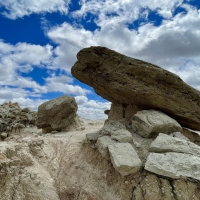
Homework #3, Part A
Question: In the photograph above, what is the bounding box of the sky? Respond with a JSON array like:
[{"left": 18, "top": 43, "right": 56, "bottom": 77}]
[{"left": 0, "top": 0, "right": 200, "bottom": 119}]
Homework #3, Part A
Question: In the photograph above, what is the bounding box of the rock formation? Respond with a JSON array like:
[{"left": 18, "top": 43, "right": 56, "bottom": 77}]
[
  {"left": 36, "top": 95, "right": 78, "bottom": 133},
  {"left": 71, "top": 46, "right": 200, "bottom": 199},
  {"left": 0, "top": 101, "right": 37, "bottom": 140},
  {"left": 71, "top": 46, "right": 200, "bottom": 131}
]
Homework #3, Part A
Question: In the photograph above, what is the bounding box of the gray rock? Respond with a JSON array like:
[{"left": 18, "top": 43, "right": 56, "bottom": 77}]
[
  {"left": 86, "top": 131, "right": 101, "bottom": 142},
  {"left": 110, "top": 129, "right": 133, "bottom": 143},
  {"left": 100, "top": 120, "right": 132, "bottom": 142},
  {"left": 95, "top": 136, "right": 116, "bottom": 160},
  {"left": 132, "top": 110, "right": 182, "bottom": 138},
  {"left": 1, "top": 132, "right": 8, "bottom": 140},
  {"left": 108, "top": 143, "right": 143, "bottom": 176},
  {"left": 149, "top": 133, "right": 200, "bottom": 157},
  {"left": 145, "top": 152, "right": 200, "bottom": 181},
  {"left": 170, "top": 132, "right": 190, "bottom": 141},
  {"left": 36, "top": 95, "right": 77, "bottom": 132},
  {"left": 71, "top": 46, "right": 200, "bottom": 131}
]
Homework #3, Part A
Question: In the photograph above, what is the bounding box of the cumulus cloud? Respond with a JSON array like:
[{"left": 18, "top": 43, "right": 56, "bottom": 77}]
[
  {"left": 0, "top": 0, "right": 71, "bottom": 19},
  {"left": 75, "top": 96, "right": 111, "bottom": 119},
  {"left": 73, "top": 0, "right": 184, "bottom": 26},
  {"left": 47, "top": 4, "right": 200, "bottom": 90}
]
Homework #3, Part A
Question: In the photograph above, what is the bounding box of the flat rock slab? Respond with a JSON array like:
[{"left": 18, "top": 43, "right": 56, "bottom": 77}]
[
  {"left": 71, "top": 46, "right": 200, "bottom": 131},
  {"left": 110, "top": 129, "right": 133, "bottom": 143},
  {"left": 95, "top": 136, "right": 116, "bottom": 160},
  {"left": 132, "top": 110, "right": 182, "bottom": 138},
  {"left": 150, "top": 133, "right": 200, "bottom": 157},
  {"left": 101, "top": 120, "right": 133, "bottom": 142},
  {"left": 108, "top": 143, "right": 142, "bottom": 176},
  {"left": 149, "top": 133, "right": 200, "bottom": 157},
  {"left": 145, "top": 152, "right": 200, "bottom": 181}
]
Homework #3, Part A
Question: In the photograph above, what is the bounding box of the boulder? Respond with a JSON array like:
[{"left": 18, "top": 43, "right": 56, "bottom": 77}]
[
  {"left": 36, "top": 95, "right": 77, "bottom": 132},
  {"left": 108, "top": 143, "right": 143, "bottom": 176},
  {"left": 149, "top": 133, "right": 200, "bottom": 157},
  {"left": 132, "top": 110, "right": 182, "bottom": 138},
  {"left": 145, "top": 152, "right": 200, "bottom": 181},
  {"left": 95, "top": 136, "right": 117, "bottom": 160},
  {"left": 71, "top": 46, "right": 200, "bottom": 131}
]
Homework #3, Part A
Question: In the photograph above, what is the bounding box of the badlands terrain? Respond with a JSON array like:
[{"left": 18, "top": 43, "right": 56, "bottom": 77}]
[{"left": 1, "top": 46, "right": 200, "bottom": 200}]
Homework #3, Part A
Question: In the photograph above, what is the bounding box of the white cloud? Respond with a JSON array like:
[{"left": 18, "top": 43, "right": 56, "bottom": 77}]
[
  {"left": 0, "top": 0, "right": 71, "bottom": 19},
  {"left": 73, "top": 0, "right": 184, "bottom": 26},
  {"left": 75, "top": 96, "right": 111, "bottom": 119},
  {"left": 47, "top": 4, "right": 200, "bottom": 90}
]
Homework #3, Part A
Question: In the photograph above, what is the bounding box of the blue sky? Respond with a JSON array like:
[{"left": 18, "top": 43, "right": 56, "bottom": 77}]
[{"left": 0, "top": 0, "right": 200, "bottom": 119}]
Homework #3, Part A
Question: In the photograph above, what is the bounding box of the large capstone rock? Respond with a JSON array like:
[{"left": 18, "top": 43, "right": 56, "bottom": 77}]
[
  {"left": 36, "top": 95, "right": 77, "bottom": 132},
  {"left": 149, "top": 133, "right": 200, "bottom": 157},
  {"left": 108, "top": 143, "right": 143, "bottom": 176},
  {"left": 132, "top": 110, "right": 182, "bottom": 138},
  {"left": 145, "top": 152, "right": 200, "bottom": 181},
  {"left": 71, "top": 46, "right": 200, "bottom": 131}
]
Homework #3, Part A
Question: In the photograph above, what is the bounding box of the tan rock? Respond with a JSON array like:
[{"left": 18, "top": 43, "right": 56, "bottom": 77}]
[
  {"left": 71, "top": 46, "right": 200, "bottom": 131},
  {"left": 36, "top": 95, "right": 77, "bottom": 132}
]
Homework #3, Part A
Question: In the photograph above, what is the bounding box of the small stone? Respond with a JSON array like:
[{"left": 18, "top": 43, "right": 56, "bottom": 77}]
[{"left": 1, "top": 132, "right": 8, "bottom": 140}]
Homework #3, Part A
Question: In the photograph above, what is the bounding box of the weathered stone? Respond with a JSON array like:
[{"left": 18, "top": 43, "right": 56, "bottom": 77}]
[
  {"left": 182, "top": 128, "right": 200, "bottom": 146},
  {"left": 100, "top": 120, "right": 132, "bottom": 142},
  {"left": 150, "top": 133, "right": 200, "bottom": 157},
  {"left": 36, "top": 95, "right": 77, "bottom": 132},
  {"left": 104, "top": 110, "right": 110, "bottom": 115},
  {"left": 145, "top": 152, "right": 200, "bottom": 181},
  {"left": 95, "top": 136, "right": 116, "bottom": 160},
  {"left": 132, "top": 110, "right": 182, "bottom": 138},
  {"left": 86, "top": 131, "right": 101, "bottom": 142},
  {"left": 0, "top": 102, "right": 37, "bottom": 134},
  {"left": 0, "top": 132, "right": 8, "bottom": 140},
  {"left": 21, "top": 107, "right": 30, "bottom": 113},
  {"left": 110, "top": 129, "right": 133, "bottom": 143},
  {"left": 71, "top": 46, "right": 200, "bottom": 131},
  {"left": 108, "top": 143, "right": 143, "bottom": 176},
  {"left": 170, "top": 131, "right": 190, "bottom": 141}
]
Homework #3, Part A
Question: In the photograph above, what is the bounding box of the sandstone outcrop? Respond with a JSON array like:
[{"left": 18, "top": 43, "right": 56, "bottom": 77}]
[
  {"left": 0, "top": 101, "right": 37, "bottom": 139},
  {"left": 36, "top": 95, "right": 78, "bottom": 133},
  {"left": 71, "top": 46, "right": 200, "bottom": 130}
]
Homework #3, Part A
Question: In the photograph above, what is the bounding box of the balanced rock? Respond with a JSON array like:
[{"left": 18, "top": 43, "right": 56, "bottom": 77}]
[
  {"left": 145, "top": 152, "right": 200, "bottom": 181},
  {"left": 149, "top": 133, "right": 200, "bottom": 157},
  {"left": 132, "top": 110, "right": 182, "bottom": 138},
  {"left": 71, "top": 46, "right": 200, "bottom": 131},
  {"left": 108, "top": 143, "right": 143, "bottom": 176},
  {"left": 36, "top": 95, "right": 77, "bottom": 133}
]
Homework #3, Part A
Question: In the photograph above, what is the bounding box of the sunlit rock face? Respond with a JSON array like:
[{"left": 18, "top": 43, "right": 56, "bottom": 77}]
[{"left": 71, "top": 46, "right": 200, "bottom": 131}]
